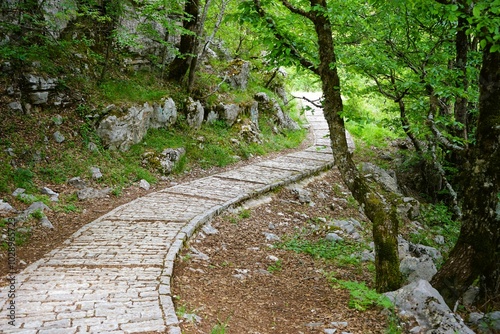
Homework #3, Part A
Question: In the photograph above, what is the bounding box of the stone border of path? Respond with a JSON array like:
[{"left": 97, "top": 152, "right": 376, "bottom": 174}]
[{"left": 0, "top": 94, "right": 332, "bottom": 334}]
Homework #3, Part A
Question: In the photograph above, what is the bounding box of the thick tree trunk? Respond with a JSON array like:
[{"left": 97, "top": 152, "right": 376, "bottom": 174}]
[
  {"left": 310, "top": 0, "right": 402, "bottom": 292},
  {"left": 168, "top": 0, "right": 200, "bottom": 81},
  {"left": 431, "top": 46, "right": 500, "bottom": 308},
  {"left": 453, "top": 14, "right": 469, "bottom": 142}
]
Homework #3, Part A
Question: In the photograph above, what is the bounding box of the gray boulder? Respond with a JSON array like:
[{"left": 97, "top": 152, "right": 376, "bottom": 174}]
[
  {"left": 326, "top": 233, "right": 344, "bottom": 242},
  {"left": 141, "top": 148, "right": 185, "bottom": 175},
  {"left": 400, "top": 256, "right": 437, "bottom": 282},
  {"left": 139, "top": 179, "right": 150, "bottom": 190},
  {"left": 8, "top": 101, "right": 23, "bottom": 112},
  {"left": 40, "top": 216, "right": 54, "bottom": 229},
  {"left": 185, "top": 98, "right": 204, "bottom": 129},
  {"left": 255, "top": 92, "right": 300, "bottom": 131},
  {"left": 205, "top": 109, "right": 218, "bottom": 124},
  {"left": 41, "top": 186, "right": 59, "bottom": 202},
  {"left": 0, "top": 200, "right": 16, "bottom": 214},
  {"left": 150, "top": 98, "right": 177, "bottom": 128},
  {"left": 67, "top": 177, "right": 87, "bottom": 189},
  {"left": 227, "top": 59, "right": 251, "bottom": 89},
  {"left": 53, "top": 131, "right": 65, "bottom": 143},
  {"left": 77, "top": 187, "right": 112, "bottom": 200},
  {"left": 249, "top": 101, "right": 259, "bottom": 129},
  {"left": 30, "top": 91, "right": 49, "bottom": 105},
  {"left": 271, "top": 99, "right": 300, "bottom": 131},
  {"left": 97, "top": 103, "right": 153, "bottom": 151},
  {"left": 217, "top": 103, "right": 240, "bottom": 126},
  {"left": 385, "top": 280, "right": 474, "bottom": 334},
  {"left": 90, "top": 167, "right": 103, "bottom": 179},
  {"left": 362, "top": 162, "right": 402, "bottom": 195},
  {"left": 409, "top": 243, "right": 442, "bottom": 261}
]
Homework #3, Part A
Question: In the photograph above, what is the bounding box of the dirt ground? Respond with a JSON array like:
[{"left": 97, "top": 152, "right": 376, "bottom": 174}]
[
  {"left": 0, "top": 130, "right": 392, "bottom": 333},
  {"left": 172, "top": 169, "right": 392, "bottom": 334},
  {"left": 0, "top": 133, "right": 314, "bottom": 284}
]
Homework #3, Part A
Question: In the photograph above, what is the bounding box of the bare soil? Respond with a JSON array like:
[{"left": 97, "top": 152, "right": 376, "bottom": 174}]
[
  {"left": 0, "top": 131, "right": 314, "bottom": 284},
  {"left": 172, "top": 169, "right": 391, "bottom": 334}
]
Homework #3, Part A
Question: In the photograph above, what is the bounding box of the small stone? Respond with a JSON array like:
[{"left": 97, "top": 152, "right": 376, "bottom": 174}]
[
  {"left": 189, "top": 247, "right": 210, "bottom": 261},
  {"left": 53, "top": 131, "right": 65, "bottom": 143},
  {"left": 17, "top": 227, "right": 30, "bottom": 234},
  {"left": 202, "top": 224, "right": 218, "bottom": 235},
  {"left": 139, "top": 179, "right": 150, "bottom": 190},
  {"left": 434, "top": 235, "right": 445, "bottom": 245},
  {"left": 5, "top": 148, "right": 15, "bottom": 157},
  {"left": 0, "top": 200, "right": 16, "bottom": 214},
  {"left": 263, "top": 232, "right": 280, "bottom": 242},
  {"left": 268, "top": 223, "right": 276, "bottom": 230},
  {"left": 40, "top": 216, "right": 54, "bottom": 229},
  {"left": 68, "top": 177, "right": 86, "bottom": 189},
  {"left": 41, "top": 187, "right": 57, "bottom": 196},
  {"left": 53, "top": 114, "right": 63, "bottom": 125},
  {"left": 463, "top": 286, "right": 479, "bottom": 306},
  {"left": 361, "top": 250, "right": 375, "bottom": 262},
  {"left": 76, "top": 187, "right": 112, "bottom": 200},
  {"left": 8, "top": 101, "right": 23, "bottom": 112},
  {"left": 324, "top": 329, "right": 337, "bottom": 334},
  {"left": 19, "top": 193, "right": 37, "bottom": 202},
  {"left": 485, "top": 311, "right": 500, "bottom": 331},
  {"left": 87, "top": 142, "right": 99, "bottom": 152},
  {"left": 12, "top": 188, "right": 26, "bottom": 197},
  {"left": 325, "top": 233, "right": 344, "bottom": 242},
  {"left": 26, "top": 202, "right": 52, "bottom": 214},
  {"left": 30, "top": 91, "right": 49, "bottom": 105},
  {"left": 183, "top": 313, "right": 202, "bottom": 324},
  {"left": 468, "top": 312, "right": 484, "bottom": 324},
  {"left": 267, "top": 255, "right": 279, "bottom": 262},
  {"left": 330, "top": 322, "right": 348, "bottom": 328},
  {"left": 90, "top": 167, "right": 102, "bottom": 179}
]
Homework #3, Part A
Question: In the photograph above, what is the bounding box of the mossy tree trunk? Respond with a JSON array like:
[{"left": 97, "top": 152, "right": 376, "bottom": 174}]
[
  {"left": 274, "top": 0, "right": 403, "bottom": 292},
  {"left": 431, "top": 44, "right": 500, "bottom": 308}
]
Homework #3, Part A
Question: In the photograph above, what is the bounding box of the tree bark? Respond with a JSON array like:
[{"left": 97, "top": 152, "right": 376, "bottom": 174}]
[
  {"left": 252, "top": 0, "right": 403, "bottom": 292},
  {"left": 168, "top": 0, "right": 200, "bottom": 81},
  {"left": 453, "top": 14, "right": 469, "bottom": 143},
  {"left": 307, "top": 0, "right": 402, "bottom": 292},
  {"left": 431, "top": 45, "right": 500, "bottom": 308}
]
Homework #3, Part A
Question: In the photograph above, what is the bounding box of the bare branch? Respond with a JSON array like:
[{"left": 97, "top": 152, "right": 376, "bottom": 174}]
[
  {"left": 427, "top": 112, "right": 465, "bottom": 151},
  {"left": 290, "top": 94, "right": 323, "bottom": 108},
  {"left": 430, "top": 145, "right": 462, "bottom": 218}
]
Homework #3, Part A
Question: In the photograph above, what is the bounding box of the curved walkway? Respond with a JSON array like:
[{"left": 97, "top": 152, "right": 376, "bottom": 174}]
[{"left": 0, "top": 95, "right": 332, "bottom": 334}]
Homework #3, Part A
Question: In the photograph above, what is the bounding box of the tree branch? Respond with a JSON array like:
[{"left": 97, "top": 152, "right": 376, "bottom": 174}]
[
  {"left": 290, "top": 94, "right": 323, "bottom": 108},
  {"left": 430, "top": 144, "right": 463, "bottom": 218},
  {"left": 253, "top": 0, "right": 319, "bottom": 75},
  {"left": 281, "top": 0, "right": 314, "bottom": 20},
  {"left": 427, "top": 111, "right": 465, "bottom": 151}
]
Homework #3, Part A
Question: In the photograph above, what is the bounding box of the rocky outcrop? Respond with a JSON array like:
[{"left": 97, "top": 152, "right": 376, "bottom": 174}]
[
  {"left": 216, "top": 103, "right": 240, "bottom": 126},
  {"left": 150, "top": 98, "right": 177, "bottom": 129},
  {"left": 362, "top": 162, "right": 402, "bottom": 195},
  {"left": 24, "top": 73, "right": 58, "bottom": 105},
  {"left": 254, "top": 92, "right": 300, "bottom": 131},
  {"left": 97, "top": 103, "right": 153, "bottom": 151},
  {"left": 227, "top": 59, "right": 251, "bottom": 90},
  {"left": 141, "top": 147, "right": 186, "bottom": 175},
  {"left": 97, "top": 99, "right": 178, "bottom": 151},
  {"left": 385, "top": 280, "right": 474, "bottom": 334},
  {"left": 185, "top": 98, "right": 204, "bottom": 129}
]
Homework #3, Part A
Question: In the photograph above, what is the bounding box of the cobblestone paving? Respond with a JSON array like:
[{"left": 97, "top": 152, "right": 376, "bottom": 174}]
[{"left": 0, "top": 101, "right": 332, "bottom": 333}]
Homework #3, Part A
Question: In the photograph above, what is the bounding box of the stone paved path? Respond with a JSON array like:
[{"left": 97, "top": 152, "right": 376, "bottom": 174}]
[{"left": 0, "top": 94, "right": 332, "bottom": 333}]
